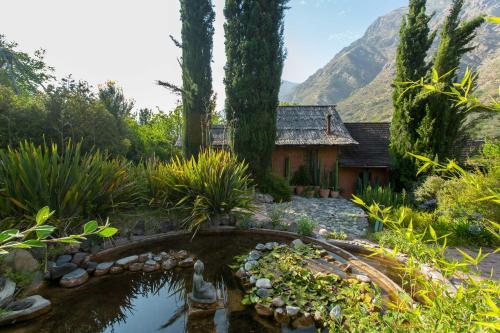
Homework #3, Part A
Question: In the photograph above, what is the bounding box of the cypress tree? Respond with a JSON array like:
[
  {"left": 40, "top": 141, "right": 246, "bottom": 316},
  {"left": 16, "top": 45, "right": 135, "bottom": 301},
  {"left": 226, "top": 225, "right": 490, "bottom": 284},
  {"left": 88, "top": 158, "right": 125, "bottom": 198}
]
[
  {"left": 390, "top": 0, "right": 435, "bottom": 187},
  {"left": 414, "top": 0, "right": 484, "bottom": 160},
  {"left": 224, "top": 0, "right": 289, "bottom": 182},
  {"left": 179, "top": 0, "right": 215, "bottom": 158}
]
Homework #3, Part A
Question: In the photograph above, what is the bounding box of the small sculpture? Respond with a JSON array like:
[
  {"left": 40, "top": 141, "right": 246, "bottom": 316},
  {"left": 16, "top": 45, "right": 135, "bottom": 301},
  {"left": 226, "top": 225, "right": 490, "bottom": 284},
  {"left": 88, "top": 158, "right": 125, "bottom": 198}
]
[{"left": 190, "top": 260, "right": 217, "bottom": 304}]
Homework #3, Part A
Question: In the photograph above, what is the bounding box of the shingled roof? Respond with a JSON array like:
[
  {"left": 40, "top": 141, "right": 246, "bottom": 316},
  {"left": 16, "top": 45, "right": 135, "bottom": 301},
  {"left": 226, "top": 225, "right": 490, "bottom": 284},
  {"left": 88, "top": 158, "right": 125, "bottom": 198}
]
[
  {"left": 210, "top": 105, "right": 357, "bottom": 147},
  {"left": 340, "top": 123, "right": 391, "bottom": 168}
]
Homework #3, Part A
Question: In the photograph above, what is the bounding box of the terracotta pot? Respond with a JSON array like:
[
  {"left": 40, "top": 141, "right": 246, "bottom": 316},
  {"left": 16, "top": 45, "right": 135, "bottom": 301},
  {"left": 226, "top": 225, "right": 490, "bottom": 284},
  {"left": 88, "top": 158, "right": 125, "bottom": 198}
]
[
  {"left": 330, "top": 191, "right": 340, "bottom": 198},
  {"left": 319, "top": 189, "right": 330, "bottom": 198},
  {"left": 295, "top": 186, "right": 305, "bottom": 195}
]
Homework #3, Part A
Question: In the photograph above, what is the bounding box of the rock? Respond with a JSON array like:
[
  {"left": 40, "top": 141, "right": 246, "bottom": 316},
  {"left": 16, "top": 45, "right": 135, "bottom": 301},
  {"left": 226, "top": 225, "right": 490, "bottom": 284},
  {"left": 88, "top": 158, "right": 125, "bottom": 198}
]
[
  {"left": 291, "top": 239, "right": 305, "bottom": 249},
  {"left": 138, "top": 253, "right": 152, "bottom": 263},
  {"left": 60, "top": 268, "right": 89, "bottom": 288},
  {"left": 274, "top": 307, "right": 289, "bottom": 324},
  {"left": 247, "top": 250, "right": 261, "bottom": 261},
  {"left": 162, "top": 259, "right": 177, "bottom": 270},
  {"left": 55, "top": 254, "right": 73, "bottom": 266},
  {"left": 286, "top": 305, "right": 300, "bottom": 317},
  {"left": 178, "top": 257, "right": 195, "bottom": 268},
  {"left": 244, "top": 260, "right": 258, "bottom": 271},
  {"left": 292, "top": 312, "right": 314, "bottom": 328},
  {"left": 94, "top": 262, "right": 114, "bottom": 276},
  {"left": 64, "top": 244, "right": 81, "bottom": 254},
  {"left": 128, "top": 262, "right": 144, "bottom": 272},
  {"left": 153, "top": 256, "right": 162, "bottom": 262},
  {"left": 143, "top": 260, "right": 159, "bottom": 272},
  {"left": 85, "top": 262, "right": 98, "bottom": 274},
  {"left": 173, "top": 250, "right": 189, "bottom": 260},
  {"left": 314, "top": 310, "right": 324, "bottom": 326},
  {"left": 255, "top": 303, "right": 273, "bottom": 317},
  {"left": 249, "top": 276, "right": 257, "bottom": 285},
  {"left": 71, "top": 252, "right": 87, "bottom": 266},
  {"left": 0, "top": 295, "right": 51, "bottom": 326},
  {"left": 264, "top": 242, "right": 277, "bottom": 251},
  {"left": 3, "top": 249, "right": 40, "bottom": 274},
  {"left": 271, "top": 297, "right": 285, "bottom": 308},
  {"left": 0, "top": 278, "right": 16, "bottom": 307},
  {"left": 116, "top": 255, "right": 139, "bottom": 268},
  {"left": 318, "top": 228, "right": 329, "bottom": 237},
  {"left": 132, "top": 220, "right": 145, "bottom": 236},
  {"left": 256, "top": 288, "right": 271, "bottom": 298},
  {"left": 355, "top": 274, "right": 371, "bottom": 283},
  {"left": 110, "top": 266, "right": 124, "bottom": 274},
  {"left": 255, "top": 193, "right": 274, "bottom": 204},
  {"left": 48, "top": 263, "right": 78, "bottom": 280},
  {"left": 160, "top": 252, "right": 169, "bottom": 259},
  {"left": 329, "top": 305, "right": 341, "bottom": 320},
  {"left": 287, "top": 221, "right": 298, "bottom": 233},
  {"left": 235, "top": 268, "right": 246, "bottom": 278},
  {"left": 255, "top": 243, "right": 266, "bottom": 251},
  {"left": 255, "top": 278, "right": 272, "bottom": 289}
]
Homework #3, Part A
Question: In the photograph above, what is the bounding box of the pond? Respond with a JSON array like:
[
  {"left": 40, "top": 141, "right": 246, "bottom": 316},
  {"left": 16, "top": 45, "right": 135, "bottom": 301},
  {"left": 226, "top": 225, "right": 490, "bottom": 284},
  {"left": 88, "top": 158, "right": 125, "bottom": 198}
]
[{"left": 4, "top": 233, "right": 403, "bottom": 333}]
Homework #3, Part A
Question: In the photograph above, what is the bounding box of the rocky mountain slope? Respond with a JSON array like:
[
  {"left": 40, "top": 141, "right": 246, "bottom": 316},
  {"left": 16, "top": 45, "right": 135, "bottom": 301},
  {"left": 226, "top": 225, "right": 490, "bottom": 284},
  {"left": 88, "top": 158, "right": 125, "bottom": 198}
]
[{"left": 282, "top": 0, "right": 499, "bottom": 136}]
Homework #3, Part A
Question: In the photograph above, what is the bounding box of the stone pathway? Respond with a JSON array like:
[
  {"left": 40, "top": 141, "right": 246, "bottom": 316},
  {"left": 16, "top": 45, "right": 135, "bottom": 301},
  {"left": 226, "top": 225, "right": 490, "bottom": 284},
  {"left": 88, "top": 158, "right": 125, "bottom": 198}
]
[{"left": 264, "top": 196, "right": 369, "bottom": 236}]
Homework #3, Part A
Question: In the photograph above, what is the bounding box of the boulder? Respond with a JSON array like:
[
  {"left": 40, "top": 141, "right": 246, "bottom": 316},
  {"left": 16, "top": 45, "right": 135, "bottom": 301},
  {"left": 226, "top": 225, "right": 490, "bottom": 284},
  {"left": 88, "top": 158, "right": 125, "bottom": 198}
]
[
  {"left": 255, "top": 303, "right": 273, "bottom": 317},
  {"left": 71, "top": 252, "right": 87, "bottom": 266},
  {"left": 55, "top": 254, "right": 72, "bottom": 266},
  {"left": 64, "top": 244, "right": 80, "bottom": 254},
  {"left": 291, "top": 239, "right": 305, "bottom": 250},
  {"left": 256, "top": 288, "right": 270, "bottom": 298},
  {"left": 255, "top": 243, "right": 266, "bottom": 251},
  {"left": 286, "top": 305, "right": 300, "bottom": 317},
  {"left": 249, "top": 276, "right": 257, "bottom": 285},
  {"left": 178, "top": 257, "right": 195, "bottom": 268},
  {"left": 84, "top": 262, "right": 98, "bottom": 274},
  {"left": 255, "top": 278, "right": 272, "bottom": 289},
  {"left": 318, "top": 228, "right": 329, "bottom": 237},
  {"left": 247, "top": 250, "right": 261, "bottom": 261},
  {"left": 160, "top": 252, "right": 169, "bottom": 260},
  {"left": 153, "top": 256, "right": 162, "bottom": 262},
  {"left": 116, "top": 255, "right": 139, "bottom": 268},
  {"left": 3, "top": 249, "right": 39, "bottom": 274},
  {"left": 60, "top": 268, "right": 89, "bottom": 288},
  {"left": 110, "top": 266, "right": 124, "bottom": 274},
  {"left": 355, "top": 274, "right": 371, "bottom": 283},
  {"left": 0, "top": 295, "right": 51, "bottom": 326},
  {"left": 138, "top": 253, "right": 152, "bottom": 263},
  {"left": 48, "top": 263, "right": 78, "bottom": 280},
  {"left": 162, "top": 259, "right": 177, "bottom": 270},
  {"left": 128, "top": 262, "right": 144, "bottom": 272},
  {"left": 94, "top": 262, "right": 114, "bottom": 276},
  {"left": 271, "top": 297, "right": 284, "bottom": 308},
  {"left": 0, "top": 278, "right": 16, "bottom": 307},
  {"left": 143, "top": 260, "right": 159, "bottom": 272},
  {"left": 172, "top": 250, "right": 189, "bottom": 260},
  {"left": 264, "top": 242, "right": 277, "bottom": 251},
  {"left": 244, "top": 260, "right": 258, "bottom": 271}
]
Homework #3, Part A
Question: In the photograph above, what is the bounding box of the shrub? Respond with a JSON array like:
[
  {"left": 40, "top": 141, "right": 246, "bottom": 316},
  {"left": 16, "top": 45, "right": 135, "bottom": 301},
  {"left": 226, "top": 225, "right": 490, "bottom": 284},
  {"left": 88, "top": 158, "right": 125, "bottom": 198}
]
[
  {"left": 267, "top": 206, "right": 289, "bottom": 230},
  {"left": 413, "top": 175, "right": 446, "bottom": 206},
  {"left": 452, "top": 218, "right": 496, "bottom": 247},
  {"left": 258, "top": 173, "right": 292, "bottom": 203},
  {"left": 326, "top": 230, "right": 347, "bottom": 240},
  {"left": 290, "top": 165, "right": 311, "bottom": 186},
  {"left": 0, "top": 141, "right": 140, "bottom": 224},
  {"left": 358, "top": 185, "right": 405, "bottom": 208},
  {"left": 297, "top": 216, "right": 316, "bottom": 236},
  {"left": 146, "top": 149, "right": 254, "bottom": 232}
]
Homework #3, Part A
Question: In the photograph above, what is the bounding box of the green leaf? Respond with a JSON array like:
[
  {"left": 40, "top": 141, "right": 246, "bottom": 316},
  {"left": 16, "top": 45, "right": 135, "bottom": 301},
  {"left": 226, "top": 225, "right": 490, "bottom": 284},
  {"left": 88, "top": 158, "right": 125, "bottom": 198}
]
[
  {"left": 98, "top": 227, "right": 118, "bottom": 238},
  {"left": 23, "top": 240, "right": 46, "bottom": 248},
  {"left": 83, "top": 220, "right": 98, "bottom": 234},
  {"left": 34, "top": 225, "right": 56, "bottom": 239},
  {"left": 35, "top": 206, "right": 54, "bottom": 226},
  {"left": 428, "top": 225, "right": 437, "bottom": 242},
  {"left": 486, "top": 16, "right": 500, "bottom": 24},
  {"left": 0, "top": 229, "right": 21, "bottom": 242}
]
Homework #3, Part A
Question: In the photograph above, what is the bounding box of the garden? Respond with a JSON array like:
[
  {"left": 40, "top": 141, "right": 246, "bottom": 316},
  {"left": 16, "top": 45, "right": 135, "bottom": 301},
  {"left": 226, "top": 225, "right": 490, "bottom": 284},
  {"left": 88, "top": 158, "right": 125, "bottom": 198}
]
[{"left": 1, "top": 0, "right": 499, "bottom": 332}]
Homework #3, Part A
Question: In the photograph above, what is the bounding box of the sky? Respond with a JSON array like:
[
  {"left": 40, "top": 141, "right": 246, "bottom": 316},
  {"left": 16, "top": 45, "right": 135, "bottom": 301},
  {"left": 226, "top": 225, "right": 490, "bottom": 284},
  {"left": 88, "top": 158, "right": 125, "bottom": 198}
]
[{"left": 0, "top": 0, "right": 407, "bottom": 112}]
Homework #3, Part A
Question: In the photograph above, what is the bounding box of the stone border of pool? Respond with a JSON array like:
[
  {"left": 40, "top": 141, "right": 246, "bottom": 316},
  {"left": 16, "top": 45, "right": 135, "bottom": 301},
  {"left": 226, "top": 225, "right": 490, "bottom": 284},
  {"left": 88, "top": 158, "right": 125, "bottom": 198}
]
[{"left": 91, "top": 227, "right": 407, "bottom": 303}]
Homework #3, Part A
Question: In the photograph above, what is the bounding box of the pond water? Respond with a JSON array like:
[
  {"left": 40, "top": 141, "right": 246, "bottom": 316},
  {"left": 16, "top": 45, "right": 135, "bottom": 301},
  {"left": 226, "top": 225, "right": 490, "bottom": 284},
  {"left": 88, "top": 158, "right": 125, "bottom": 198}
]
[{"left": 4, "top": 234, "right": 403, "bottom": 333}]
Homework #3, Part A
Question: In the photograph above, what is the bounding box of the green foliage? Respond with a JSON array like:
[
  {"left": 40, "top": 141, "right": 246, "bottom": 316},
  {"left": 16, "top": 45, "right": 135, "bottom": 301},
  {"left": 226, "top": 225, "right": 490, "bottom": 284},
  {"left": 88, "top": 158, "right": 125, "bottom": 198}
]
[
  {"left": 326, "top": 230, "right": 347, "bottom": 240},
  {"left": 358, "top": 185, "right": 405, "bottom": 208},
  {"left": 413, "top": 175, "right": 446, "bottom": 205},
  {"left": 290, "top": 165, "right": 311, "bottom": 186},
  {"left": 296, "top": 216, "right": 316, "bottom": 236},
  {"left": 224, "top": 0, "right": 288, "bottom": 181},
  {"left": 257, "top": 173, "right": 291, "bottom": 203},
  {"left": 0, "top": 206, "right": 117, "bottom": 255},
  {"left": 266, "top": 206, "right": 288, "bottom": 231},
  {"left": 0, "top": 141, "right": 140, "bottom": 222},
  {"left": 2, "top": 267, "right": 35, "bottom": 288},
  {"left": 144, "top": 149, "right": 254, "bottom": 233}
]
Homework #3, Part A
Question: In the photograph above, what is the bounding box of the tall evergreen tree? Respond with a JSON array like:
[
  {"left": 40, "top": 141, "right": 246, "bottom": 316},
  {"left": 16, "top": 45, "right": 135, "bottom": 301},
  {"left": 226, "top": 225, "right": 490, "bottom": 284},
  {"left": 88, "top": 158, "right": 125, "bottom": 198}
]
[
  {"left": 414, "top": 0, "right": 484, "bottom": 160},
  {"left": 390, "top": 0, "right": 435, "bottom": 187},
  {"left": 224, "top": 0, "right": 288, "bottom": 181},
  {"left": 173, "top": 0, "right": 215, "bottom": 159}
]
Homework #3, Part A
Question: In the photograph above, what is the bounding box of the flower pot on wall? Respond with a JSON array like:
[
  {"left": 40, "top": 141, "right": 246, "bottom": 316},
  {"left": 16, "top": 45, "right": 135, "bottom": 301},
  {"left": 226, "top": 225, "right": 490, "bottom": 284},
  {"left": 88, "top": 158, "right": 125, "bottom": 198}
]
[{"left": 319, "top": 189, "right": 330, "bottom": 198}]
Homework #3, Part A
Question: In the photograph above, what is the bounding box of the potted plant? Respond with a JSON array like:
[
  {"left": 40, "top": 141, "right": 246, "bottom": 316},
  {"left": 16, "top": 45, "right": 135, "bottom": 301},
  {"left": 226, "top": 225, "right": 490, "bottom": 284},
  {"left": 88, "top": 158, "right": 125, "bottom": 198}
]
[
  {"left": 331, "top": 187, "right": 340, "bottom": 198},
  {"left": 304, "top": 186, "right": 316, "bottom": 198},
  {"left": 319, "top": 170, "right": 330, "bottom": 198},
  {"left": 291, "top": 165, "right": 310, "bottom": 195}
]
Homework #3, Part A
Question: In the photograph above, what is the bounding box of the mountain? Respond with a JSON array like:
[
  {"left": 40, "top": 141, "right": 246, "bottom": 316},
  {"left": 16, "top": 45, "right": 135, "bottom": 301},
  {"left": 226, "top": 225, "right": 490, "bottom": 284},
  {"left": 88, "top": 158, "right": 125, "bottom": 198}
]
[
  {"left": 279, "top": 80, "right": 299, "bottom": 101},
  {"left": 282, "top": 0, "right": 500, "bottom": 136}
]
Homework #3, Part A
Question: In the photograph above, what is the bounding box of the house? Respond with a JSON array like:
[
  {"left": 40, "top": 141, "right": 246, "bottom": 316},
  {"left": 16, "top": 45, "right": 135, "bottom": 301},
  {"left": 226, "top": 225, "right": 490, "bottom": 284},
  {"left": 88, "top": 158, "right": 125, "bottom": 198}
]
[{"left": 211, "top": 105, "right": 391, "bottom": 197}]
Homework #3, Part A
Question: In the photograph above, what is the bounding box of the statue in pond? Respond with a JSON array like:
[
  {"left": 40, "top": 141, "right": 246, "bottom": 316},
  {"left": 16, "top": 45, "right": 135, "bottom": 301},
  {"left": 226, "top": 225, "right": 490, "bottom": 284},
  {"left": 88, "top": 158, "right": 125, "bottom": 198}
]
[{"left": 190, "top": 260, "right": 217, "bottom": 304}]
